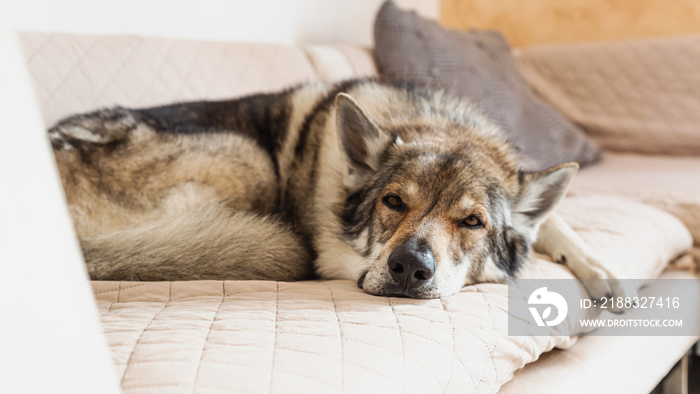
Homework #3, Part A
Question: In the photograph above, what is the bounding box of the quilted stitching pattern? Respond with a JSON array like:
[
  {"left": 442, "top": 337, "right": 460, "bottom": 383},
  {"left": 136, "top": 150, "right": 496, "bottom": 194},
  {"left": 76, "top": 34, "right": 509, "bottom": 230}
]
[
  {"left": 567, "top": 153, "right": 700, "bottom": 245},
  {"left": 94, "top": 279, "right": 567, "bottom": 394},
  {"left": 19, "top": 32, "right": 319, "bottom": 127}
]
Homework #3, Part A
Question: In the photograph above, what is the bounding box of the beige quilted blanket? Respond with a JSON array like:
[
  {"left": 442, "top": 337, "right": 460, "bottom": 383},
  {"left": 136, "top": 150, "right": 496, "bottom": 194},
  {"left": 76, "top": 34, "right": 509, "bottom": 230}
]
[
  {"left": 92, "top": 195, "right": 692, "bottom": 393},
  {"left": 94, "top": 277, "right": 565, "bottom": 394}
]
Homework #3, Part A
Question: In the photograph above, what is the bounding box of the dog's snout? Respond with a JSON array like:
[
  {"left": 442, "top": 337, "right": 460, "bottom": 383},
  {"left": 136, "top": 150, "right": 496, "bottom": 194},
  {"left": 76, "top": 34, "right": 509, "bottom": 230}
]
[{"left": 388, "top": 238, "right": 435, "bottom": 290}]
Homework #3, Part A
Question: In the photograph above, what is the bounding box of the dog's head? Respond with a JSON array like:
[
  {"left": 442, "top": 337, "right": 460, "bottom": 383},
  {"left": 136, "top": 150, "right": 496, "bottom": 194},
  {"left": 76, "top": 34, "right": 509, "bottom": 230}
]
[{"left": 336, "top": 92, "right": 578, "bottom": 298}]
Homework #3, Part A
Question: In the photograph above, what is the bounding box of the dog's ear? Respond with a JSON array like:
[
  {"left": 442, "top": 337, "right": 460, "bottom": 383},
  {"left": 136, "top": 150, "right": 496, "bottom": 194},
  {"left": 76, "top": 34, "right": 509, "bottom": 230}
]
[
  {"left": 514, "top": 163, "right": 578, "bottom": 228},
  {"left": 335, "top": 93, "right": 394, "bottom": 174}
]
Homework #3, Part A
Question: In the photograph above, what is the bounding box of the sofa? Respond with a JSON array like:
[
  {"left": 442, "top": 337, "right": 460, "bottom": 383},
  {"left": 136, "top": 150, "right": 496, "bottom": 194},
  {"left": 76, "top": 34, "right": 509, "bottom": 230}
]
[{"left": 14, "top": 26, "right": 700, "bottom": 393}]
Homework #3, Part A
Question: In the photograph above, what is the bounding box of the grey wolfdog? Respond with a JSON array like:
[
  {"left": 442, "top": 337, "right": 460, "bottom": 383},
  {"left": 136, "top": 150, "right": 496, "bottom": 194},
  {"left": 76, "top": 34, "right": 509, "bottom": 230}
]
[{"left": 49, "top": 79, "right": 631, "bottom": 303}]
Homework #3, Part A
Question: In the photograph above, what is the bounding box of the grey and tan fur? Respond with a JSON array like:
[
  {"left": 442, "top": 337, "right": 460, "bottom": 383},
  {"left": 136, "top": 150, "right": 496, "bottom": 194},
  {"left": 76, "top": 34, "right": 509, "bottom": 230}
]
[{"left": 49, "top": 79, "right": 633, "bottom": 304}]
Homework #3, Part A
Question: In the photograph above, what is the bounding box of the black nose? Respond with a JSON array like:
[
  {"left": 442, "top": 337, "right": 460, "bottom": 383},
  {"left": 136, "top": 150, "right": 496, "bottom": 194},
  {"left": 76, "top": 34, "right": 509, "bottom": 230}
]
[{"left": 387, "top": 238, "right": 435, "bottom": 290}]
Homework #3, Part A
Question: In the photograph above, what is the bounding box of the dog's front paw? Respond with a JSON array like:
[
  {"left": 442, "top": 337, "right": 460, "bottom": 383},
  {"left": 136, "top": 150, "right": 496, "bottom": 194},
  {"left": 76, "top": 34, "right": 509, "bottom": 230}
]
[{"left": 564, "top": 254, "right": 638, "bottom": 314}]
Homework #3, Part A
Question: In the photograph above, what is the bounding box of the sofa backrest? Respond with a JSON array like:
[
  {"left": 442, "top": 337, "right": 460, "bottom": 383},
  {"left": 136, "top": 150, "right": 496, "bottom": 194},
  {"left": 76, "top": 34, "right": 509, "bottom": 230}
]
[
  {"left": 514, "top": 35, "right": 700, "bottom": 156},
  {"left": 19, "top": 32, "right": 378, "bottom": 127},
  {"left": 20, "top": 32, "right": 317, "bottom": 126}
]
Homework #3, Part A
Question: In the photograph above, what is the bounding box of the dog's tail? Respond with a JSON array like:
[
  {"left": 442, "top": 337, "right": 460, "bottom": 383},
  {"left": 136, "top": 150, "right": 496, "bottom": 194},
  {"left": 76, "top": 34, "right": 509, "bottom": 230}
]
[{"left": 81, "top": 203, "right": 313, "bottom": 281}]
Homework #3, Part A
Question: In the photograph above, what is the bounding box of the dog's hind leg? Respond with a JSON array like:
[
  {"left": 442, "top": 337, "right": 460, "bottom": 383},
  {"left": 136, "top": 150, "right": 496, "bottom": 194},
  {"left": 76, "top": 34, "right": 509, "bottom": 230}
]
[
  {"left": 82, "top": 203, "right": 313, "bottom": 281},
  {"left": 48, "top": 107, "right": 142, "bottom": 149},
  {"left": 534, "top": 213, "right": 637, "bottom": 312}
]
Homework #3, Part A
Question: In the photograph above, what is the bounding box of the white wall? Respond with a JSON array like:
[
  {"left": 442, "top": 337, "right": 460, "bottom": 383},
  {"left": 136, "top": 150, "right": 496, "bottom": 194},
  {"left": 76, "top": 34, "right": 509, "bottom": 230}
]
[{"left": 6, "top": 0, "right": 438, "bottom": 46}]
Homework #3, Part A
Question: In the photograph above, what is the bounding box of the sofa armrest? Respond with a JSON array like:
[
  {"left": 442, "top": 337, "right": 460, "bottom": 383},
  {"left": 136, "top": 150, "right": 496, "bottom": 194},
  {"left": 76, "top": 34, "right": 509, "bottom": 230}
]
[{"left": 0, "top": 18, "right": 119, "bottom": 394}]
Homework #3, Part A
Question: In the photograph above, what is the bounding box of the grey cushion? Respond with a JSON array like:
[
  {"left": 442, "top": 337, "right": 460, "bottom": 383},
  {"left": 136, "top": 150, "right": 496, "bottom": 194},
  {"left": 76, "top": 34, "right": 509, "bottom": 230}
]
[{"left": 373, "top": 0, "right": 601, "bottom": 172}]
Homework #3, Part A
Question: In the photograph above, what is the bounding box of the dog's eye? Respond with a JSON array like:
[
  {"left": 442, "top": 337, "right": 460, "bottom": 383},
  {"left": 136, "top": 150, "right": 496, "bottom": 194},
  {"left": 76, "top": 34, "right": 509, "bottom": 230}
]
[
  {"left": 382, "top": 195, "right": 406, "bottom": 211},
  {"left": 460, "top": 215, "right": 483, "bottom": 228}
]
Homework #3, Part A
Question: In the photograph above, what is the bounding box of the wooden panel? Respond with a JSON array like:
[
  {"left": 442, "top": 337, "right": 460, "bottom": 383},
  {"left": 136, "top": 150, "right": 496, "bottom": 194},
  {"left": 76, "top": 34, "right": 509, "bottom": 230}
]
[{"left": 441, "top": 0, "right": 700, "bottom": 47}]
